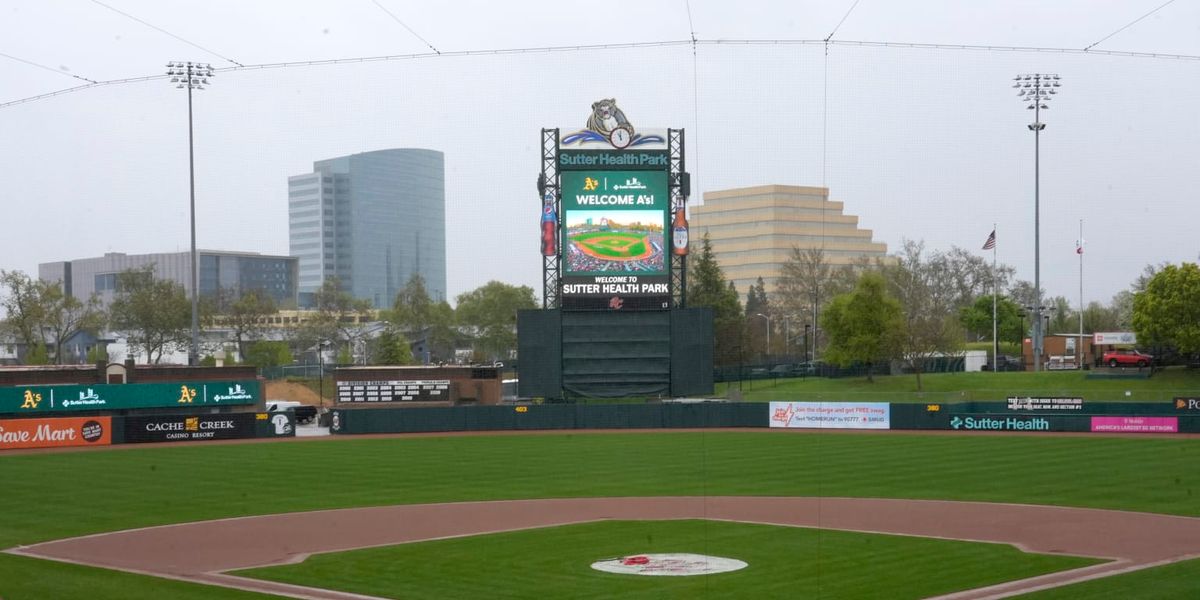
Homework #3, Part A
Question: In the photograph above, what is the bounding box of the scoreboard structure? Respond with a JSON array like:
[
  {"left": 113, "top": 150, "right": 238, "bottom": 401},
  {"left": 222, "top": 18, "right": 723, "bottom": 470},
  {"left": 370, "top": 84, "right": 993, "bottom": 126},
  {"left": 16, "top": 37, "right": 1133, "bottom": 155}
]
[{"left": 519, "top": 103, "right": 713, "bottom": 400}]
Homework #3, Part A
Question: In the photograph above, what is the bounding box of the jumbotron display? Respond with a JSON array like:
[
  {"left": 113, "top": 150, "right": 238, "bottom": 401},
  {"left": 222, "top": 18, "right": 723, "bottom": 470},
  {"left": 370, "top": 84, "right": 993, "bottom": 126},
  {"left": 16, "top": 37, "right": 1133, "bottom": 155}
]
[{"left": 560, "top": 170, "right": 670, "bottom": 309}]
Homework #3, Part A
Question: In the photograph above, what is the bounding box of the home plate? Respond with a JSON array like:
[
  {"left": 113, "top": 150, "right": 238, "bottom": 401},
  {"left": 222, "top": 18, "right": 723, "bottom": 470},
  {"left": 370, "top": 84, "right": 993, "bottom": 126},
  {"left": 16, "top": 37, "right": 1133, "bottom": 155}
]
[{"left": 591, "top": 553, "right": 747, "bottom": 576}]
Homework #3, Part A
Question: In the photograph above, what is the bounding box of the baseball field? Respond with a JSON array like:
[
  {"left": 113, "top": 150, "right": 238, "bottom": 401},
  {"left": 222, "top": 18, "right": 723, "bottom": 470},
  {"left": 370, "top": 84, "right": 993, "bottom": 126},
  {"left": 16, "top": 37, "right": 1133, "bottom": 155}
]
[
  {"left": 569, "top": 231, "right": 653, "bottom": 260},
  {"left": 1, "top": 429, "right": 1198, "bottom": 599}
]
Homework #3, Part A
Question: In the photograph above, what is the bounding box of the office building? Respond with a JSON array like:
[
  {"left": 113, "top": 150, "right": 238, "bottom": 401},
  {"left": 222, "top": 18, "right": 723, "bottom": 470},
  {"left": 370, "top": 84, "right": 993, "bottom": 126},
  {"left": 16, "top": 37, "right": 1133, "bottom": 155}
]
[
  {"left": 39, "top": 251, "right": 298, "bottom": 307},
  {"left": 288, "top": 148, "right": 446, "bottom": 308},
  {"left": 689, "top": 185, "right": 888, "bottom": 296}
]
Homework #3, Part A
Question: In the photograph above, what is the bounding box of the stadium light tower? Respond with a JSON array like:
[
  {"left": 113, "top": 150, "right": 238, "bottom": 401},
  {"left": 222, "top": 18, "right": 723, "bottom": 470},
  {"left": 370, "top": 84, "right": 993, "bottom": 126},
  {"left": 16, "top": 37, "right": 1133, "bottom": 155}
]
[
  {"left": 1013, "top": 73, "right": 1061, "bottom": 372},
  {"left": 167, "top": 61, "right": 215, "bottom": 366}
]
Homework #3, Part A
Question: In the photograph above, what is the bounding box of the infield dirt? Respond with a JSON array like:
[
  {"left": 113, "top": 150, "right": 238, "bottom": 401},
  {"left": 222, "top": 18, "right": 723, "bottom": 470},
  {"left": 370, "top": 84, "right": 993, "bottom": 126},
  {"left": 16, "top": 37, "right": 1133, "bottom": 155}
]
[{"left": 11, "top": 496, "right": 1200, "bottom": 600}]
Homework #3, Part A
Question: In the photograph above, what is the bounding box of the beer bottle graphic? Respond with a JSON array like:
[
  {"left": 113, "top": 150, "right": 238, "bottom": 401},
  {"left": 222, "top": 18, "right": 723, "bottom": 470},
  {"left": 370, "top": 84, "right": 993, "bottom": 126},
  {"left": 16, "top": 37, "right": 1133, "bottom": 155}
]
[
  {"left": 671, "top": 207, "right": 689, "bottom": 256},
  {"left": 540, "top": 195, "right": 557, "bottom": 256}
]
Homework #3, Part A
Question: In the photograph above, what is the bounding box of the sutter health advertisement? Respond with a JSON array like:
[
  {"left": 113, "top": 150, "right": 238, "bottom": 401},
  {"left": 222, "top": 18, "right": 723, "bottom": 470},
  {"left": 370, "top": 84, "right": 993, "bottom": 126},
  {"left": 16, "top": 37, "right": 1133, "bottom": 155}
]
[
  {"left": 560, "top": 170, "right": 669, "bottom": 310},
  {"left": 769, "top": 402, "right": 891, "bottom": 430}
]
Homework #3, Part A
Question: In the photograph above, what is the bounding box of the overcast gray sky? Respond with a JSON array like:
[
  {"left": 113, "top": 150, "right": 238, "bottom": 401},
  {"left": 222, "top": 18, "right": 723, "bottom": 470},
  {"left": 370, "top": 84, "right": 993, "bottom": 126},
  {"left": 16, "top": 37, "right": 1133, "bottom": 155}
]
[{"left": 2, "top": 0, "right": 1198, "bottom": 308}]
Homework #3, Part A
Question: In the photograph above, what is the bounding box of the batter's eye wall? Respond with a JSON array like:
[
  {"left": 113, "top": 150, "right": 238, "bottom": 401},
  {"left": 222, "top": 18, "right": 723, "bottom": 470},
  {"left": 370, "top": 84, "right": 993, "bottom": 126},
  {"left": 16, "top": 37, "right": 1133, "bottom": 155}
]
[{"left": 517, "top": 308, "right": 713, "bottom": 399}]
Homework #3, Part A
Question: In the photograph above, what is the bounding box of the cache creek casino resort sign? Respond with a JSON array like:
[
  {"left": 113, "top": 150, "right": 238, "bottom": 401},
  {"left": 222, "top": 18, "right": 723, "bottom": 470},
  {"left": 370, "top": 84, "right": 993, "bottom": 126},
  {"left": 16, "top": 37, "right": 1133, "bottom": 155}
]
[{"left": 549, "top": 99, "right": 685, "bottom": 310}]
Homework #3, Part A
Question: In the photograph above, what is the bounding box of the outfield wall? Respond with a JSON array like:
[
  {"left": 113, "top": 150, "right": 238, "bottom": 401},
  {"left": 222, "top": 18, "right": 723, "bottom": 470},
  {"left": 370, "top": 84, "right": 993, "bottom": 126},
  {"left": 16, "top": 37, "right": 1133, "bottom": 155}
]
[
  {"left": 330, "top": 398, "right": 1200, "bottom": 435},
  {"left": 0, "top": 411, "right": 296, "bottom": 451}
]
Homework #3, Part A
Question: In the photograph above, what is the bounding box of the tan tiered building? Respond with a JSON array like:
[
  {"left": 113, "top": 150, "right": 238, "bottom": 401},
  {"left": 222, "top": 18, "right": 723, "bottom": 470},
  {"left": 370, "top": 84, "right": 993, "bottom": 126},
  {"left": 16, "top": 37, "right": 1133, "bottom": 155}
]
[{"left": 690, "top": 185, "right": 888, "bottom": 296}]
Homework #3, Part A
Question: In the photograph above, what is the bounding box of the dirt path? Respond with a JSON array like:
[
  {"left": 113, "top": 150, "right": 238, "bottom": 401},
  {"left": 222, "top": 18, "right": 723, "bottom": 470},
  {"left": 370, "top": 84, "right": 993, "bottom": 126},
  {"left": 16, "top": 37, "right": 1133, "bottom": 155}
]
[{"left": 9, "top": 497, "right": 1200, "bottom": 600}]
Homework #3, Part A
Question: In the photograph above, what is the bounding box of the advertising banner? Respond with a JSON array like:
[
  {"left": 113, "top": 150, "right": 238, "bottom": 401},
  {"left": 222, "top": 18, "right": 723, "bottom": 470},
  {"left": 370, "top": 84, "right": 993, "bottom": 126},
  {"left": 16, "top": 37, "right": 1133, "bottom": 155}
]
[
  {"left": 948, "top": 415, "right": 1063, "bottom": 432},
  {"left": 560, "top": 170, "right": 670, "bottom": 310},
  {"left": 336, "top": 380, "right": 451, "bottom": 403},
  {"left": 1005, "top": 397, "right": 1083, "bottom": 411},
  {"left": 256, "top": 411, "right": 296, "bottom": 437},
  {"left": 769, "top": 402, "right": 890, "bottom": 430},
  {"left": 1174, "top": 397, "right": 1200, "bottom": 412},
  {"left": 123, "top": 413, "right": 257, "bottom": 444},
  {"left": 1093, "top": 332, "right": 1136, "bottom": 345},
  {"left": 0, "top": 416, "right": 111, "bottom": 450},
  {"left": 0, "top": 380, "right": 259, "bottom": 415},
  {"left": 1090, "top": 416, "right": 1178, "bottom": 433}
]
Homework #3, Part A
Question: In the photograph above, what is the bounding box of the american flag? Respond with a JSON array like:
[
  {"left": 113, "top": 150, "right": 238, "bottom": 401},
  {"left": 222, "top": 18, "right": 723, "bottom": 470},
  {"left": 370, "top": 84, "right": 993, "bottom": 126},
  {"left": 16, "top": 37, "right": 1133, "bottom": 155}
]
[{"left": 982, "top": 230, "right": 996, "bottom": 250}]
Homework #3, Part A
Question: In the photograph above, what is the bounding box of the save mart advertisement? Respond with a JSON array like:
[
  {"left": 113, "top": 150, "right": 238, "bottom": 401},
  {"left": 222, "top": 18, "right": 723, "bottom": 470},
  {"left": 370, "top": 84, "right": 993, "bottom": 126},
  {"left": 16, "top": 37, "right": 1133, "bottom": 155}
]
[
  {"left": 0, "top": 380, "right": 259, "bottom": 414},
  {"left": 0, "top": 416, "right": 111, "bottom": 450},
  {"left": 560, "top": 170, "right": 669, "bottom": 310}
]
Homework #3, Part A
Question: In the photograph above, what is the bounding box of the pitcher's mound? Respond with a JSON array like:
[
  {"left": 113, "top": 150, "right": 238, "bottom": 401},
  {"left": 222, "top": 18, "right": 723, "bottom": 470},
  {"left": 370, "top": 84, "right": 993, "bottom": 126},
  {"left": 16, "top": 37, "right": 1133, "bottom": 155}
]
[{"left": 591, "top": 553, "right": 747, "bottom": 576}]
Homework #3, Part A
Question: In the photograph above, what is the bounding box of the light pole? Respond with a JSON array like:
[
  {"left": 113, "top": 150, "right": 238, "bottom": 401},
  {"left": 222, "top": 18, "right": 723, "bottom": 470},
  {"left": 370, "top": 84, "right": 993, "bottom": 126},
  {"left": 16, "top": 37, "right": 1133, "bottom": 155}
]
[
  {"left": 755, "top": 313, "right": 770, "bottom": 358},
  {"left": 317, "top": 340, "right": 330, "bottom": 412},
  {"left": 782, "top": 317, "right": 790, "bottom": 358},
  {"left": 1013, "top": 73, "right": 1061, "bottom": 372},
  {"left": 167, "top": 61, "right": 214, "bottom": 366},
  {"left": 804, "top": 324, "right": 811, "bottom": 363}
]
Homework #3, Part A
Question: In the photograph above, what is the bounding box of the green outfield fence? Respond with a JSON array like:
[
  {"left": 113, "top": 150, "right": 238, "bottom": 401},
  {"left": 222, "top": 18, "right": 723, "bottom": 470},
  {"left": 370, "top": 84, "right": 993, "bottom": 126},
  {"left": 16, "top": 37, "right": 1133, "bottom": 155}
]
[{"left": 330, "top": 399, "right": 1200, "bottom": 435}]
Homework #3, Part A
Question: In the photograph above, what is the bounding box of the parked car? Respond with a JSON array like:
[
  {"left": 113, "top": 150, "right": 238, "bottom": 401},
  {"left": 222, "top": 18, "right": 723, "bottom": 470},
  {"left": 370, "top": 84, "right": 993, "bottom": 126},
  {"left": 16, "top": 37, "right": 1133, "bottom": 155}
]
[
  {"left": 983, "top": 355, "right": 1023, "bottom": 372},
  {"left": 266, "top": 400, "right": 318, "bottom": 424},
  {"left": 1102, "top": 349, "right": 1153, "bottom": 368}
]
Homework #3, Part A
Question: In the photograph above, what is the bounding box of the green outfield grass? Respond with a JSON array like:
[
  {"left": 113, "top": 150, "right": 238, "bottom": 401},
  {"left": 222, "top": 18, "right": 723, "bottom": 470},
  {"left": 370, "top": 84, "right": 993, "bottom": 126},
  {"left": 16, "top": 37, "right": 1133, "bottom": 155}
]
[
  {"left": 0, "top": 553, "right": 277, "bottom": 600},
  {"left": 1016, "top": 557, "right": 1200, "bottom": 599},
  {"left": 1, "top": 432, "right": 1196, "bottom": 598},
  {"left": 722, "top": 367, "right": 1200, "bottom": 402},
  {"left": 237, "top": 520, "right": 1100, "bottom": 599}
]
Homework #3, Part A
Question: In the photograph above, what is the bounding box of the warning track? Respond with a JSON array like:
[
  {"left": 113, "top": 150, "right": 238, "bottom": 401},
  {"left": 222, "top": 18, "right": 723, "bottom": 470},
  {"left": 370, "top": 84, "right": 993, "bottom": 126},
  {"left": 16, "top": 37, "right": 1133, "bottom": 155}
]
[{"left": 9, "top": 496, "right": 1200, "bottom": 600}]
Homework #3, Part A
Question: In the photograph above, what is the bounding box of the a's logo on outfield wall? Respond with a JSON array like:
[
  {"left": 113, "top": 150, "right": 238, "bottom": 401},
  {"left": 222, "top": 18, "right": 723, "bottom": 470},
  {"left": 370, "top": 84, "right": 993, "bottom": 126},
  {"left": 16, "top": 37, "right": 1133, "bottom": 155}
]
[
  {"left": 591, "top": 553, "right": 747, "bottom": 576},
  {"left": 177, "top": 385, "right": 197, "bottom": 404},
  {"left": 20, "top": 390, "right": 42, "bottom": 409}
]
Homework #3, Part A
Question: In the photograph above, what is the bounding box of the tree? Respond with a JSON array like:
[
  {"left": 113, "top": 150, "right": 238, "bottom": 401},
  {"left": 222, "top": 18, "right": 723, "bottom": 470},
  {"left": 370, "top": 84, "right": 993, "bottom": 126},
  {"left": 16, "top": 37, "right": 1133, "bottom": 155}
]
[
  {"left": 1046, "top": 295, "right": 1074, "bottom": 335},
  {"left": 685, "top": 233, "right": 744, "bottom": 366},
  {"left": 108, "top": 267, "right": 191, "bottom": 364},
  {"left": 243, "top": 340, "right": 293, "bottom": 370},
  {"left": 40, "top": 283, "right": 105, "bottom": 364},
  {"left": 959, "top": 294, "right": 1023, "bottom": 347},
  {"left": 1132, "top": 262, "right": 1200, "bottom": 354},
  {"left": 821, "top": 272, "right": 902, "bottom": 382},
  {"left": 775, "top": 247, "right": 856, "bottom": 358},
  {"left": 881, "top": 240, "right": 963, "bottom": 390},
  {"left": 387, "top": 273, "right": 458, "bottom": 363},
  {"left": 86, "top": 344, "right": 111, "bottom": 364},
  {"left": 1081, "top": 301, "right": 1119, "bottom": 334},
  {"left": 927, "top": 245, "right": 1015, "bottom": 313},
  {"left": 213, "top": 288, "right": 277, "bottom": 360},
  {"left": 1007, "top": 280, "right": 1044, "bottom": 313},
  {"left": 454, "top": 281, "right": 537, "bottom": 362},
  {"left": 25, "top": 342, "right": 50, "bottom": 365},
  {"left": 295, "top": 277, "right": 374, "bottom": 358},
  {"left": 389, "top": 273, "right": 434, "bottom": 334},
  {"left": 372, "top": 329, "right": 414, "bottom": 365},
  {"left": 0, "top": 270, "right": 47, "bottom": 360}
]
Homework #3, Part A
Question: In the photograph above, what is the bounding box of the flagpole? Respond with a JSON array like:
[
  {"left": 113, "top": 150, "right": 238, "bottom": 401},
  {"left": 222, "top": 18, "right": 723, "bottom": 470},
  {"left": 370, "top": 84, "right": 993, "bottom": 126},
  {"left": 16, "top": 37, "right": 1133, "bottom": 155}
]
[
  {"left": 1078, "top": 219, "right": 1084, "bottom": 368},
  {"left": 992, "top": 223, "right": 998, "bottom": 372}
]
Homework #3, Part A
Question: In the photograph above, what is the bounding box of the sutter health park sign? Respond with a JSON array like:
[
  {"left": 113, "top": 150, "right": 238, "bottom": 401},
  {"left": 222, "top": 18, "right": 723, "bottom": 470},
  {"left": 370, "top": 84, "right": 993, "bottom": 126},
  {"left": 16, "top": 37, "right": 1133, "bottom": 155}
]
[{"left": 0, "top": 380, "right": 259, "bottom": 414}]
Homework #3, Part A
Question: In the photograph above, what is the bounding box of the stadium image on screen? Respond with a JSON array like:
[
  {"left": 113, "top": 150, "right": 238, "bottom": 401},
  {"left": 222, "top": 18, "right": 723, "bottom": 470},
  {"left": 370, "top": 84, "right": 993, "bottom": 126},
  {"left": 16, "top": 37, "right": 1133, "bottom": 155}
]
[{"left": 565, "top": 210, "right": 665, "bottom": 274}]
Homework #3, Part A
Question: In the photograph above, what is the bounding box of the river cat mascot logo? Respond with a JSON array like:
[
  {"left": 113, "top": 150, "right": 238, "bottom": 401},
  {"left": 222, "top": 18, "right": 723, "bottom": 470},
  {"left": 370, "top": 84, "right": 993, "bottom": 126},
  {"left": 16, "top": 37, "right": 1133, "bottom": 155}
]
[
  {"left": 583, "top": 100, "right": 633, "bottom": 139},
  {"left": 560, "top": 100, "right": 665, "bottom": 149}
]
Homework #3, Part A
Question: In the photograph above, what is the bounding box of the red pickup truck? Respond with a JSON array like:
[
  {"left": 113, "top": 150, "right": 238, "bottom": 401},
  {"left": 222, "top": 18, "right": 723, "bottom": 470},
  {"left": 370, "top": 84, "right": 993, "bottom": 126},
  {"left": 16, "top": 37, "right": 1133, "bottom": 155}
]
[{"left": 1102, "top": 349, "right": 1152, "bottom": 368}]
